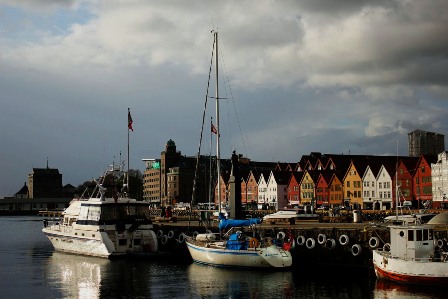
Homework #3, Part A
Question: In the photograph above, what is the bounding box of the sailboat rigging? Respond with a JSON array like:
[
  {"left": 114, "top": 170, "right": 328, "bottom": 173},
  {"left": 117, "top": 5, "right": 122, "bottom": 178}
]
[{"left": 185, "top": 31, "right": 292, "bottom": 268}]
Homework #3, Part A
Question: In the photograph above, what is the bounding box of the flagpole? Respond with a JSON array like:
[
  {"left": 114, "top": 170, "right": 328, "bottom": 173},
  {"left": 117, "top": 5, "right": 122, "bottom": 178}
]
[{"left": 127, "top": 108, "right": 130, "bottom": 196}]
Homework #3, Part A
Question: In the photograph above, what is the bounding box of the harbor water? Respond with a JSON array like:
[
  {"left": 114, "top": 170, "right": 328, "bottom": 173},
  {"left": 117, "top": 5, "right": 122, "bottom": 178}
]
[{"left": 0, "top": 216, "right": 446, "bottom": 299}]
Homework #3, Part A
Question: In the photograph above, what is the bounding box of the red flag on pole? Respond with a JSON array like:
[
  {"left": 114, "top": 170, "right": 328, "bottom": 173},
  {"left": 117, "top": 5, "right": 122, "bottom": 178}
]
[
  {"left": 211, "top": 123, "right": 217, "bottom": 134},
  {"left": 128, "top": 109, "right": 133, "bottom": 131}
]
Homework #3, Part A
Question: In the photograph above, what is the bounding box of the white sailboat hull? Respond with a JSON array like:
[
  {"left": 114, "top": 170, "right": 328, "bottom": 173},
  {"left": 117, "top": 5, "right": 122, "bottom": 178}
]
[
  {"left": 373, "top": 249, "right": 448, "bottom": 286},
  {"left": 186, "top": 239, "right": 292, "bottom": 268}
]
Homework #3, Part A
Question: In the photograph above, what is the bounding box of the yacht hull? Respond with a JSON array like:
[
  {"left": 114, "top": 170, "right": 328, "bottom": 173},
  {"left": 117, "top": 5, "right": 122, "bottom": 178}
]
[{"left": 43, "top": 224, "right": 158, "bottom": 258}]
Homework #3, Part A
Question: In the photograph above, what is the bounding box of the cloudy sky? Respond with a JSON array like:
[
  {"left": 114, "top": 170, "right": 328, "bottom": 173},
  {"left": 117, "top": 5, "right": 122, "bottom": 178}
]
[{"left": 1, "top": 0, "right": 447, "bottom": 197}]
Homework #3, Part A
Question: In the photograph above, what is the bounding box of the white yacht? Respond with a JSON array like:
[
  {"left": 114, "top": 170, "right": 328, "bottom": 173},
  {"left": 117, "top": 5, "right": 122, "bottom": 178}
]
[{"left": 42, "top": 170, "right": 158, "bottom": 258}]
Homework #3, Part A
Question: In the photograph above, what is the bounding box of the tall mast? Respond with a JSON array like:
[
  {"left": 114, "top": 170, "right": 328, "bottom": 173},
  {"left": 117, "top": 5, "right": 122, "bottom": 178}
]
[
  {"left": 209, "top": 117, "right": 213, "bottom": 207},
  {"left": 215, "top": 31, "right": 222, "bottom": 213}
]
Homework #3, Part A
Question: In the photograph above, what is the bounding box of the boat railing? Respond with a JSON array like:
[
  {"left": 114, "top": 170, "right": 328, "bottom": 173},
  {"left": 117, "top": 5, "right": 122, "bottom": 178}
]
[
  {"left": 43, "top": 219, "right": 74, "bottom": 233},
  {"left": 376, "top": 248, "right": 448, "bottom": 262}
]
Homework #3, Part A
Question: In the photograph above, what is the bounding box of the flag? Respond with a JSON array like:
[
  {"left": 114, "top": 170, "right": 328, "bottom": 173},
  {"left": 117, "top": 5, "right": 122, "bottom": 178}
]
[
  {"left": 211, "top": 123, "right": 217, "bottom": 134},
  {"left": 128, "top": 109, "right": 133, "bottom": 131}
]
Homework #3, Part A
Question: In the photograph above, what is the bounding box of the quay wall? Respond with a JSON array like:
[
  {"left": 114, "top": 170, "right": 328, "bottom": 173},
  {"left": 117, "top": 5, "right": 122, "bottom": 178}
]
[{"left": 153, "top": 221, "right": 448, "bottom": 268}]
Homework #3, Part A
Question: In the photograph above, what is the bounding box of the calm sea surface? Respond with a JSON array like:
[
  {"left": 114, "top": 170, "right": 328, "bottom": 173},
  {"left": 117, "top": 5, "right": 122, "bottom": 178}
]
[{"left": 0, "top": 216, "right": 446, "bottom": 299}]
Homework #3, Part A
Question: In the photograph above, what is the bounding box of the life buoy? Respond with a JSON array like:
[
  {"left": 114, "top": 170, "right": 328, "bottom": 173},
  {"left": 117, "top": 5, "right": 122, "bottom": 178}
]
[
  {"left": 249, "top": 238, "right": 260, "bottom": 248},
  {"left": 369, "top": 237, "right": 380, "bottom": 249},
  {"left": 167, "top": 230, "right": 175, "bottom": 239},
  {"left": 277, "top": 231, "right": 286, "bottom": 240},
  {"left": 296, "top": 235, "right": 306, "bottom": 246},
  {"left": 193, "top": 231, "right": 199, "bottom": 240},
  {"left": 178, "top": 233, "right": 186, "bottom": 244},
  {"left": 282, "top": 236, "right": 295, "bottom": 251},
  {"left": 284, "top": 232, "right": 295, "bottom": 250},
  {"left": 325, "top": 238, "right": 336, "bottom": 250},
  {"left": 317, "top": 233, "right": 327, "bottom": 245},
  {"left": 437, "top": 239, "right": 445, "bottom": 249},
  {"left": 156, "top": 230, "right": 164, "bottom": 238},
  {"left": 306, "top": 238, "right": 316, "bottom": 249},
  {"left": 161, "top": 235, "right": 168, "bottom": 245},
  {"left": 351, "top": 244, "right": 362, "bottom": 256},
  {"left": 383, "top": 243, "right": 390, "bottom": 252},
  {"left": 339, "top": 234, "right": 349, "bottom": 246}
]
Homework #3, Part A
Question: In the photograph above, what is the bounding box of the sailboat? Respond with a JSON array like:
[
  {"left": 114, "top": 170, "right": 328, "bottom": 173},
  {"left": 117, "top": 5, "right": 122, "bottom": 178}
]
[{"left": 185, "top": 31, "right": 292, "bottom": 268}]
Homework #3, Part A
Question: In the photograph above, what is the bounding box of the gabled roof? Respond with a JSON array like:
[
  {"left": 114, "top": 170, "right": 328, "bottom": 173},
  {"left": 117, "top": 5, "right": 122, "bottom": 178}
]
[
  {"left": 318, "top": 171, "right": 334, "bottom": 184},
  {"left": 269, "top": 171, "right": 291, "bottom": 185},
  {"left": 16, "top": 182, "right": 28, "bottom": 195},
  {"left": 328, "top": 172, "right": 344, "bottom": 185},
  {"left": 275, "top": 163, "right": 294, "bottom": 171},
  {"left": 293, "top": 162, "right": 303, "bottom": 172},
  {"left": 420, "top": 154, "right": 438, "bottom": 165},
  {"left": 257, "top": 171, "right": 271, "bottom": 185},
  {"left": 239, "top": 170, "right": 251, "bottom": 183},
  {"left": 399, "top": 156, "right": 420, "bottom": 176},
  {"left": 288, "top": 172, "right": 304, "bottom": 186},
  {"left": 316, "top": 156, "right": 330, "bottom": 170},
  {"left": 248, "top": 170, "right": 262, "bottom": 183},
  {"left": 302, "top": 169, "right": 320, "bottom": 183},
  {"left": 220, "top": 171, "right": 231, "bottom": 185}
]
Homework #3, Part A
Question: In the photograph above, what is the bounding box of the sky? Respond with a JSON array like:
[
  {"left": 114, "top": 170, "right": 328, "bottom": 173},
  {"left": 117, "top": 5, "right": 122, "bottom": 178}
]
[{"left": 1, "top": 0, "right": 448, "bottom": 197}]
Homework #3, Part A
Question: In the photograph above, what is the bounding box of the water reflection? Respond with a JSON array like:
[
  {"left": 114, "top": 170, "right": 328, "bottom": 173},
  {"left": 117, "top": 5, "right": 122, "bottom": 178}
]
[
  {"left": 44, "top": 253, "right": 377, "bottom": 299},
  {"left": 187, "top": 264, "right": 295, "bottom": 298},
  {"left": 48, "top": 253, "right": 109, "bottom": 299},
  {"left": 373, "top": 279, "right": 447, "bottom": 299}
]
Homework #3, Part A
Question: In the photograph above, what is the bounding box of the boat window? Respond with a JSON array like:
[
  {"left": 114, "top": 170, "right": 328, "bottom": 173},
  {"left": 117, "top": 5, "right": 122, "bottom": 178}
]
[
  {"left": 408, "top": 230, "right": 414, "bottom": 241},
  {"left": 100, "top": 205, "right": 150, "bottom": 221},
  {"left": 416, "top": 230, "right": 422, "bottom": 241},
  {"left": 423, "top": 229, "right": 429, "bottom": 241},
  {"left": 399, "top": 231, "right": 404, "bottom": 237},
  {"left": 429, "top": 230, "right": 433, "bottom": 240}
]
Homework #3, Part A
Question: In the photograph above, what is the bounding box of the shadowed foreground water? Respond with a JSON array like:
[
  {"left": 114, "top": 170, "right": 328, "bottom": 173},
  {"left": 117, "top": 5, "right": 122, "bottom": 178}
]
[{"left": 0, "top": 216, "right": 446, "bottom": 298}]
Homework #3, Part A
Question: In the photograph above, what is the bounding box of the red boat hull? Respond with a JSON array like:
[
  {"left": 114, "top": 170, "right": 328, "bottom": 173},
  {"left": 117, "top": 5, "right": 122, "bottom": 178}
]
[{"left": 374, "top": 264, "right": 448, "bottom": 287}]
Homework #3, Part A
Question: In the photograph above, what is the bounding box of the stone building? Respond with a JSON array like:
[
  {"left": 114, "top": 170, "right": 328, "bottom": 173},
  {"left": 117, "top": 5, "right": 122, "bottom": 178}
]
[
  {"left": 408, "top": 129, "right": 445, "bottom": 157},
  {"left": 431, "top": 151, "right": 448, "bottom": 208},
  {"left": 28, "top": 166, "right": 62, "bottom": 198}
]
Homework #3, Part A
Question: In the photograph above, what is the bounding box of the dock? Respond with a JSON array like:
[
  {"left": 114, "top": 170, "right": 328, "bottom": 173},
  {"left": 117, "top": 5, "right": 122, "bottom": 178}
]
[{"left": 152, "top": 216, "right": 448, "bottom": 268}]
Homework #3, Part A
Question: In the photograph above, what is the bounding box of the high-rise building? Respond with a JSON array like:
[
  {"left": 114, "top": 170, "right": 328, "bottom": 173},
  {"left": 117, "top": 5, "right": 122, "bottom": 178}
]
[
  {"left": 408, "top": 129, "right": 445, "bottom": 157},
  {"left": 142, "top": 159, "right": 161, "bottom": 206}
]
